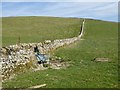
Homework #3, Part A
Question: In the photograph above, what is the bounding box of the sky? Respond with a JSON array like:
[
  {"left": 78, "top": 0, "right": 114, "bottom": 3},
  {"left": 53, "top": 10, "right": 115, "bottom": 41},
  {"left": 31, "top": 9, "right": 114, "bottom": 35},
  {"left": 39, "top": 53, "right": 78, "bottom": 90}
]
[
  {"left": 2, "top": 2, "right": 118, "bottom": 22},
  {"left": 1, "top": 0, "right": 119, "bottom": 2}
]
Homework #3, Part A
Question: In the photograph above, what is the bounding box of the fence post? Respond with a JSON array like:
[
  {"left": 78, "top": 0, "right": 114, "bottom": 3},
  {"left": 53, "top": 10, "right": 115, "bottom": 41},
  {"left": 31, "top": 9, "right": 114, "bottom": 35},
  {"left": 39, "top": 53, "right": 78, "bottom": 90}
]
[{"left": 18, "top": 36, "right": 20, "bottom": 44}]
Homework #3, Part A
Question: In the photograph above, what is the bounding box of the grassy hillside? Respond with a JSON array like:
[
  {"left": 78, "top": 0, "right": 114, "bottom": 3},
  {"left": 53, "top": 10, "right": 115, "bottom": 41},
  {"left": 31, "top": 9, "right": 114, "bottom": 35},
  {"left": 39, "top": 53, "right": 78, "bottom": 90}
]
[
  {"left": 2, "top": 16, "right": 82, "bottom": 46},
  {"left": 2, "top": 17, "right": 118, "bottom": 88}
]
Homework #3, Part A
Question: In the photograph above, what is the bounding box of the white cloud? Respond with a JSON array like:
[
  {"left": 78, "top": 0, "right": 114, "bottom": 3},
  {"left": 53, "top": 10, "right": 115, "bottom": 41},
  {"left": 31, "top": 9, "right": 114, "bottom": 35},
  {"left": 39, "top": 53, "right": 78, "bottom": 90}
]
[
  {"left": 2, "top": 2, "right": 118, "bottom": 22},
  {"left": 36, "top": 2, "right": 118, "bottom": 21}
]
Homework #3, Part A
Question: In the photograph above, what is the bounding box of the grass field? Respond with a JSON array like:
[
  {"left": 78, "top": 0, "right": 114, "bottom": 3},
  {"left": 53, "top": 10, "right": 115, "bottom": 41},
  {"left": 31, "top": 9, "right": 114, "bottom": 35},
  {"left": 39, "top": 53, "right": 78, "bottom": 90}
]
[
  {"left": 2, "top": 17, "right": 118, "bottom": 88},
  {"left": 2, "top": 16, "right": 82, "bottom": 46}
]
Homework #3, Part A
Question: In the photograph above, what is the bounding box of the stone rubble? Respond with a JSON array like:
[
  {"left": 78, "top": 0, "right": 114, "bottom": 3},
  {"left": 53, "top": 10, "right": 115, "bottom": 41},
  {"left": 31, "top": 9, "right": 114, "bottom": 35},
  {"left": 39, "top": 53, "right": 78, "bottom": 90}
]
[{"left": 0, "top": 19, "right": 85, "bottom": 82}]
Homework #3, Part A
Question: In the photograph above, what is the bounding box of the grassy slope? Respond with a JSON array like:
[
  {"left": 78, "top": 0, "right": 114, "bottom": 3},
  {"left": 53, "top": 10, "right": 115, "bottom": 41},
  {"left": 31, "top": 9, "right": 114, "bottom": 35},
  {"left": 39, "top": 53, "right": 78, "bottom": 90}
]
[
  {"left": 2, "top": 16, "right": 82, "bottom": 46},
  {"left": 2, "top": 17, "right": 118, "bottom": 88}
]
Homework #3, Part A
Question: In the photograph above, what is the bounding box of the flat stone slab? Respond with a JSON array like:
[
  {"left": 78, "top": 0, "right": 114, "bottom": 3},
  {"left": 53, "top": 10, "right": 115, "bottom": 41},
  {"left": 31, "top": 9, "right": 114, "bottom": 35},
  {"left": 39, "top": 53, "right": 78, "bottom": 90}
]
[{"left": 94, "top": 58, "right": 110, "bottom": 62}]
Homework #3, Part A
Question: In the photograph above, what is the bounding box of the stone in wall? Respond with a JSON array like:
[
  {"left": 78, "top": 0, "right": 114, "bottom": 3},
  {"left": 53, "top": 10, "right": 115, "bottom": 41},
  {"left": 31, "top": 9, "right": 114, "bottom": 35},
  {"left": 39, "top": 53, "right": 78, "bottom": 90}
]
[{"left": 1, "top": 19, "right": 85, "bottom": 82}]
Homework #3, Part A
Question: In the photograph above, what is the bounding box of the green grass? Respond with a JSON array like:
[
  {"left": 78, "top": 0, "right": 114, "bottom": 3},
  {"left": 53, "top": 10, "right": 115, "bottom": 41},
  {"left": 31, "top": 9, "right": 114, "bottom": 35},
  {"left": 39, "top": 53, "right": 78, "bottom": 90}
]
[
  {"left": 2, "top": 16, "right": 82, "bottom": 46},
  {"left": 2, "top": 17, "right": 118, "bottom": 88}
]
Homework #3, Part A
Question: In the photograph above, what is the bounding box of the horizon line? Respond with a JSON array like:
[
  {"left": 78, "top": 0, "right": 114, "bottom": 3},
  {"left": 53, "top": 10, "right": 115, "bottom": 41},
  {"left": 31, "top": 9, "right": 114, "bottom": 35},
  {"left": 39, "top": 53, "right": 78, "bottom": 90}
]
[{"left": 1, "top": 15, "right": 118, "bottom": 23}]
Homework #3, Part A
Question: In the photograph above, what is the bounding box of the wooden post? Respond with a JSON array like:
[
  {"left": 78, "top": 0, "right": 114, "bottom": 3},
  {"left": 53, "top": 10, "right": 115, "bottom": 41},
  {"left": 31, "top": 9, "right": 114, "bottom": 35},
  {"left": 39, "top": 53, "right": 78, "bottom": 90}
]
[{"left": 18, "top": 36, "right": 20, "bottom": 44}]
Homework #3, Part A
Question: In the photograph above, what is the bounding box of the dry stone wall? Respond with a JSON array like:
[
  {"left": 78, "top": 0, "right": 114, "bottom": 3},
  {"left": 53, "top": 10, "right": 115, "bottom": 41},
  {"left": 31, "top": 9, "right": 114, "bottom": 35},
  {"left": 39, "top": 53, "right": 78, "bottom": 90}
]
[{"left": 0, "top": 19, "right": 85, "bottom": 81}]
